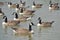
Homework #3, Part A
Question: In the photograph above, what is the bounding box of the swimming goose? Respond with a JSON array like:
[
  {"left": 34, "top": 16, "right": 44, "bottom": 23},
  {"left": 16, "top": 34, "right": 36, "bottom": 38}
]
[
  {"left": 49, "top": 4, "right": 59, "bottom": 10},
  {"left": 12, "top": 12, "right": 32, "bottom": 22},
  {"left": 19, "top": 8, "right": 35, "bottom": 15},
  {"left": 0, "top": 2, "right": 4, "bottom": 5},
  {"left": 8, "top": 2, "right": 19, "bottom": 9},
  {"left": 11, "top": 24, "right": 34, "bottom": 35},
  {"left": 2, "top": 16, "right": 20, "bottom": 27},
  {"left": 49, "top": 0, "right": 59, "bottom": 10},
  {"left": 19, "top": 6, "right": 29, "bottom": 14},
  {"left": 37, "top": 17, "right": 54, "bottom": 27},
  {"left": 0, "top": 8, "right": 4, "bottom": 16},
  {"left": 32, "top": 1, "right": 43, "bottom": 9},
  {"left": 19, "top": 0, "right": 25, "bottom": 7},
  {"left": 15, "top": 4, "right": 19, "bottom": 12}
]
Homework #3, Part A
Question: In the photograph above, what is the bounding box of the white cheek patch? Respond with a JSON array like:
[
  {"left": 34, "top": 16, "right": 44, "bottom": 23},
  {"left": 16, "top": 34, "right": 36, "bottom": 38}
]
[
  {"left": 37, "top": 23, "right": 40, "bottom": 27},
  {"left": 2, "top": 22, "right": 7, "bottom": 29},
  {"left": 14, "top": 18, "right": 19, "bottom": 21},
  {"left": 8, "top": 5, "right": 11, "bottom": 7},
  {"left": 19, "top": 13, "right": 24, "bottom": 15},
  {"left": 49, "top": 7, "right": 52, "bottom": 10},
  {"left": 15, "top": 8, "right": 19, "bottom": 11},
  {"left": 13, "top": 30, "right": 16, "bottom": 33},
  {"left": 21, "top": 4, "right": 23, "bottom": 6},
  {"left": 32, "top": 5, "right": 35, "bottom": 8},
  {"left": 2, "top": 22, "right": 6, "bottom": 24},
  {"left": 14, "top": 18, "right": 16, "bottom": 20},
  {"left": 26, "top": 17, "right": 31, "bottom": 21},
  {"left": 31, "top": 30, "right": 34, "bottom": 33},
  {"left": 0, "top": 14, "right": 2, "bottom": 16}
]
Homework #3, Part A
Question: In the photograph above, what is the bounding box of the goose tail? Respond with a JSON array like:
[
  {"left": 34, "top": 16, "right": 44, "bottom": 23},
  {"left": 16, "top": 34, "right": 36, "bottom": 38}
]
[{"left": 32, "top": 10, "right": 35, "bottom": 13}]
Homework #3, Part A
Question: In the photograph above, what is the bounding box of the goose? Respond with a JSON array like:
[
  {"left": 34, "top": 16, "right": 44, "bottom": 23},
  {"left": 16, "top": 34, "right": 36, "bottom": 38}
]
[
  {"left": 19, "top": 0, "right": 25, "bottom": 7},
  {"left": 11, "top": 24, "right": 34, "bottom": 35},
  {"left": 19, "top": 8, "right": 35, "bottom": 15},
  {"left": 0, "top": 2, "right": 7, "bottom": 6},
  {"left": 8, "top": 2, "right": 19, "bottom": 9},
  {"left": 49, "top": 0, "right": 59, "bottom": 10},
  {"left": 0, "top": 8, "right": 4, "bottom": 16},
  {"left": 30, "top": 22, "right": 35, "bottom": 26},
  {"left": 32, "top": 1, "right": 43, "bottom": 9},
  {"left": 49, "top": 4, "right": 59, "bottom": 10},
  {"left": 12, "top": 12, "right": 32, "bottom": 22},
  {"left": 2, "top": 16, "right": 20, "bottom": 27},
  {"left": 37, "top": 17, "right": 54, "bottom": 27},
  {"left": 15, "top": 4, "right": 19, "bottom": 12},
  {"left": 19, "top": 7, "right": 25, "bottom": 15},
  {"left": 0, "top": 2, "right": 4, "bottom": 5}
]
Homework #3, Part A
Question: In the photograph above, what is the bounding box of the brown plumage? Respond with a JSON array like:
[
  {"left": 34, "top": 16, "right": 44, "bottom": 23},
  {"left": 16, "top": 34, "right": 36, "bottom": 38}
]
[
  {"left": 0, "top": 2, "right": 4, "bottom": 5},
  {"left": 32, "top": 1, "right": 43, "bottom": 8},
  {"left": 23, "top": 10, "right": 35, "bottom": 15},
  {"left": 12, "top": 12, "right": 31, "bottom": 22},
  {"left": 2, "top": 16, "right": 20, "bottom": 27},
  {"left": 8, "top": 2, "right": 19, "bottom": 8},
  {"left": 37, "top": 17, "right": 54, "bottom": 27},
  {"left": 49, "top": 1, "right": 59, "bottom": 10},
  {"left": 11, "top": 24, "right": 34, "bottom": 35}
]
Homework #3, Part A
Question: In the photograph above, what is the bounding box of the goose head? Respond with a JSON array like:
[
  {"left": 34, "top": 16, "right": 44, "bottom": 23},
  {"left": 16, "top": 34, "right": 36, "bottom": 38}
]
[
  {"left": 12, "top": 12, "right": 18, "bottom": 20},
  {"left": 38, "top": 17, "right": 42, "bottom": 24},
  {"left": 20, "top": 0, "right": 25, "bottom": 6},
  {"left": 3, "top": 16, "right": 8, "bottom": 23},
  {"left": 0, "top": 8, "right": 4, "bottom": 16},
  {"left": 11, "top": 27, "right": 18, "bottom": 33},
  {"left": 49, "top": 0, "right": 52, "bottom": 4},
  {"left": 19, "top": 7, "right": 24, "bottom": 15},
  {"left": 33, "top": 1, "right": 35, "bottom": 6},
  {"left": 29, "top": 24, "right": 34, "bottom": 33},
  {"left": 8, "top": 2, "right": 12, "bottom": 7},
  {"left": 30, "top": 22, "right": 35, "bottom": 26},
  {"left": 8, "top": 2, "right": 12, "bottom": 5}
]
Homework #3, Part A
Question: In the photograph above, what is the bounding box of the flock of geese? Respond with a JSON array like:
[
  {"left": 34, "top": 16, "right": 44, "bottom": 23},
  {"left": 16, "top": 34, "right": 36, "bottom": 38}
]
[{"left": 0, "top": 0, "right": 59, "bottom": 36}]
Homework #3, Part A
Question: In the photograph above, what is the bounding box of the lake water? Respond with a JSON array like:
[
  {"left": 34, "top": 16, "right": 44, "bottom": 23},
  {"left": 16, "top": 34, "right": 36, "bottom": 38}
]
[{"left": 0, "top": 0, "right": 60, "bottom": 40}]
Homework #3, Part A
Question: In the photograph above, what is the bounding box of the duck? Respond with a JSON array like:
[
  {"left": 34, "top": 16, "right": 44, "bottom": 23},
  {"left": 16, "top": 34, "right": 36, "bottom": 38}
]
[
  {"left": 37, "top": 17, "right": 54, "bottom": 27},
  {"left": 2, "top": 16, "right": 20, "bottom": 27},
  {"left": 32, "top": 1, "right": 43, "bottom": 9},
  {"left": 19, "top": 0, "right": 26, "bottom": 7},
  {"left": 11, "top": 24, "right": 34, "bottom": 35},
  {"left": 12, "top": 12, "right": 32, "bottom": 22},
  {"left": 0, "top": 8, "right": 4, "bottom": 16},
  {"left": 49, "top": 0, "right": 59, "bottom": 10}
]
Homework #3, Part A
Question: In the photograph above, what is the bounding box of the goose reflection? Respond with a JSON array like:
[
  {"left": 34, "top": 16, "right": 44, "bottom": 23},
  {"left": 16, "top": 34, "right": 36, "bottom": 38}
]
[
  {"left": 3, "top": 25, "right": 20, "bottom": 34},
  {"left": 28, "top": 34, "right": 33, "bottom": 40}
]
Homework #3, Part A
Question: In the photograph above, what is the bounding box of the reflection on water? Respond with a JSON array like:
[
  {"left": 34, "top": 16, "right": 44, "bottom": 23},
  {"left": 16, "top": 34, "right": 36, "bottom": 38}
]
[
  {"left": 14, "top": 33, "right": 33, "bottom": 40},
  {"left": 3, "top": 25, "right": 20, "bottom": 34},
  {"left": 28, "top": 34, "right": 33, "bottom": 40}
]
